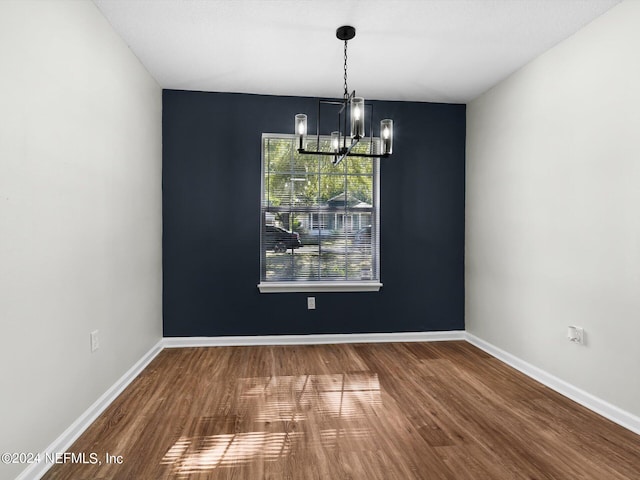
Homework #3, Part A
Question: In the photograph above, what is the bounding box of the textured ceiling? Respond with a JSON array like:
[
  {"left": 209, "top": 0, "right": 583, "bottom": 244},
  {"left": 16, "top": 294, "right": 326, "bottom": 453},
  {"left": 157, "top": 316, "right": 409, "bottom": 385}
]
[{"left": 93, "top": 0, "right": 621, "bottom": 103}]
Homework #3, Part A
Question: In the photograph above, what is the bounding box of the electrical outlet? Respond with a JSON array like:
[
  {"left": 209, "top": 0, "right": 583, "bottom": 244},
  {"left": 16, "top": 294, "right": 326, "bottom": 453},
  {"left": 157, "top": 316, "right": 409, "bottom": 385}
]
[
  {"left": 307, "top": 297, "right": 316, "bottom": 310},
  {"left": 567, "top": 326, "right": 584, "bottom": 345},
  {"left": 90, "top": 330, "right": 100, "bottom": 352}
]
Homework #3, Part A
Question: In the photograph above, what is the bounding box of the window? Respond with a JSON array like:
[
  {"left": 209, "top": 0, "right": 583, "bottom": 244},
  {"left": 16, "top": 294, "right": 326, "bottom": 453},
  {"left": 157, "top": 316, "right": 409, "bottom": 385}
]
[{"left": 258, "top": 134, "right": 381, "bottom": 293}]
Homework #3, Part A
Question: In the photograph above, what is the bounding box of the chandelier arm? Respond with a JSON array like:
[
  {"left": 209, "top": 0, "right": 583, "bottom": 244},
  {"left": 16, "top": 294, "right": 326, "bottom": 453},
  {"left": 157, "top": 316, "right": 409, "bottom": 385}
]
[
  {"left": 339, "top": 151, "right": 389, "bottom": 158},
  {"left": 333, "top": 136, "right": 360, "bottom": 166},
  {"left": 297, "top": 148, "right": 388, "bottom": 159}
]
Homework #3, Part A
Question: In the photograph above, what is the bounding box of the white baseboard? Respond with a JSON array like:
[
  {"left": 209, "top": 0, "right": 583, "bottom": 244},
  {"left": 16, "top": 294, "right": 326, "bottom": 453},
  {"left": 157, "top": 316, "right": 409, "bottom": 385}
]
[
  {"left": 162, "top": 330, "right": 466, "bottom": 348},
  {"left": 465, "top": 333, "right": 640, "bottom": 436},
  {"left": 16, "top": 339, "right": 164, "bottom": 480}
]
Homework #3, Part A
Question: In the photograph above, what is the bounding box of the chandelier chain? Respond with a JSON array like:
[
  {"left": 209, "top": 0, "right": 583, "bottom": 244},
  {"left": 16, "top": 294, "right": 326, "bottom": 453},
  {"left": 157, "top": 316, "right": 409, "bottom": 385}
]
[{"left": 343, "top": 40, "right": 349, "bottom": 100}]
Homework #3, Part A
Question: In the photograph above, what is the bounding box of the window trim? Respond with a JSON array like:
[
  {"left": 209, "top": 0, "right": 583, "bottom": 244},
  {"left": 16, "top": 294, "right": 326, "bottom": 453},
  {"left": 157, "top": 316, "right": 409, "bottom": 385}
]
[
  {"left": 258, "top": 133, "right": 381, "bottom": 294},
  {"left": 258, "top": 281, "right": 383, "bottom": 294}
]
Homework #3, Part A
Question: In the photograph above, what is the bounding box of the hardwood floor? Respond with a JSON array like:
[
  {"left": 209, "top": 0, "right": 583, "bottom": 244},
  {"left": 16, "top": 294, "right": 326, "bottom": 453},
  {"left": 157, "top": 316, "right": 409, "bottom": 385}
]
[{"left": 42, "top": 342, "right": 640, "bottom": 479}]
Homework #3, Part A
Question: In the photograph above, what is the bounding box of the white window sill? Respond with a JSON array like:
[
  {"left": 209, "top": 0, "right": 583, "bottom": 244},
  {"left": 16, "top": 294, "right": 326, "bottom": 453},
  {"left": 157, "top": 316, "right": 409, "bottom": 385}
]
[{"left": 257, "top": 281, "right": 383, "bottom": 293}]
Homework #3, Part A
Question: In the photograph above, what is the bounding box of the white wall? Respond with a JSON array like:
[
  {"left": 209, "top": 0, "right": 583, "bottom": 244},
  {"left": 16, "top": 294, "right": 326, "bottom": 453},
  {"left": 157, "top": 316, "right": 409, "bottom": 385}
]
[
  {"left": 466, "top": 0, "right": 640, "bottom": 419},
  {"left": 0, "top": 1, "right": 162, "bottom": 478}
]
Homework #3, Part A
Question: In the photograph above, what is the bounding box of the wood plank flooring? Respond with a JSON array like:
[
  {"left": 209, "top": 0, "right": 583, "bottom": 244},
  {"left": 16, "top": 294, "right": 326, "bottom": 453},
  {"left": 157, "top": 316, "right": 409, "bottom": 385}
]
[{"left": 42, "top": 342, "right": 640, "bottom": 479}]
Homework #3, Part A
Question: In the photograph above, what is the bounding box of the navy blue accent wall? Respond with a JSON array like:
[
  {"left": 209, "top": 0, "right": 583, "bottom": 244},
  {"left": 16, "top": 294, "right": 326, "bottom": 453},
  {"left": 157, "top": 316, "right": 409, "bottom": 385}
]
[{"left": 163, "top": 90, "right": 465, "bottom": 336}]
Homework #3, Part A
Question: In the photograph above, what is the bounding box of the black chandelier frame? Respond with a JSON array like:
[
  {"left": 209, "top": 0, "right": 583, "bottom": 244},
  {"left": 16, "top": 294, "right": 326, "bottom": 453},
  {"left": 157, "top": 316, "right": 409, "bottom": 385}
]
[
  {"left": 295, "top": 25, "right": 393, "bottom": 166},
  {"left": 297, "top": 91, "right": 386, "bottom": 165}
]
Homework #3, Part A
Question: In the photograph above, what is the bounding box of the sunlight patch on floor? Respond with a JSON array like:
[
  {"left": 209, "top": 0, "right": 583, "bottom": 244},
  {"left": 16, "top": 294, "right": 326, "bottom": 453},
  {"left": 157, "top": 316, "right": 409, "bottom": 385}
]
[{"left": 160, "top": 372, "right": 381, "bottom": 475}]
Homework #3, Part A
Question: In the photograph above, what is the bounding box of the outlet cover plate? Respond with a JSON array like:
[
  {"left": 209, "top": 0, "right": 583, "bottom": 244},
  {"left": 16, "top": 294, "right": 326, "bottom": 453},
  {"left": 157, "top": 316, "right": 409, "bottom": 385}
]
[
  {"left": 90, "top": 330, "right": 100, "bottom": 352},
  {"left": 567, "top": 326, "right": 584, "bottom": 345}
]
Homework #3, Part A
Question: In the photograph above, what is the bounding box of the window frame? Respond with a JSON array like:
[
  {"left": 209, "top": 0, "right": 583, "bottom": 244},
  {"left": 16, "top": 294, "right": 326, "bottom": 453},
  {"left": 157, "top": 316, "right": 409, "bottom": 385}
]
[{"left": 258, "top": 133, "right": 382, "bottom": 293}]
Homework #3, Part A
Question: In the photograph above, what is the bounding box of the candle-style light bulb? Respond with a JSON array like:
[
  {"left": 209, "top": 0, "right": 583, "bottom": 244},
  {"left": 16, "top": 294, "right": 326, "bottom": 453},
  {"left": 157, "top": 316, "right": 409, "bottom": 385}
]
[
  {"left": 295, "top": 114, "right": 307, "bottom": 150},
  {"left": 331, "top": 131, "right": 340, "bottom": 153},
  {"left": 380, "top": 119, "right": 393, "bottom": 155},
  {"left": 350, "top": 97, "right": 365, "bottom": 138}
]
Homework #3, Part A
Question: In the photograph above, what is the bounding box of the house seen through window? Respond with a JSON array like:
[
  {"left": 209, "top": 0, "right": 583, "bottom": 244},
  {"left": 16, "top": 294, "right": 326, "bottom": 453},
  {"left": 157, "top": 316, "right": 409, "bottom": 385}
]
[{"left": 258, "top": 134, "right": 381, "bottom": 293}]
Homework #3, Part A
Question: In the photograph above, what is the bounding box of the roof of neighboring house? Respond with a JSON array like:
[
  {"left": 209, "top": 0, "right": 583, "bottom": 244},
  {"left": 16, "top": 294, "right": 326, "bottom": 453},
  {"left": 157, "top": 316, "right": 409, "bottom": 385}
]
[{"left": 327, "top": 192, "right": 372, "bottom": 208}]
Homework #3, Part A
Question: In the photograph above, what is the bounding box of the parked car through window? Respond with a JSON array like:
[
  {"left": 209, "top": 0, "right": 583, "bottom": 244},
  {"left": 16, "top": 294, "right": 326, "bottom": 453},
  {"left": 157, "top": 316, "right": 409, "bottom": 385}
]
[{"left": 264, "top": 225, "right": 302, "bottom": 253}]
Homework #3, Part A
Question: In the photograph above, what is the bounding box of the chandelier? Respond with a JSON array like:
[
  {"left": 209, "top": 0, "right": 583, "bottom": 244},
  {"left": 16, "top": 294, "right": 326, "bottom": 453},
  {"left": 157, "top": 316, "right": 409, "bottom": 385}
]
[{"left": 294, "top": 25, "right": 393, "bottom": 166}]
